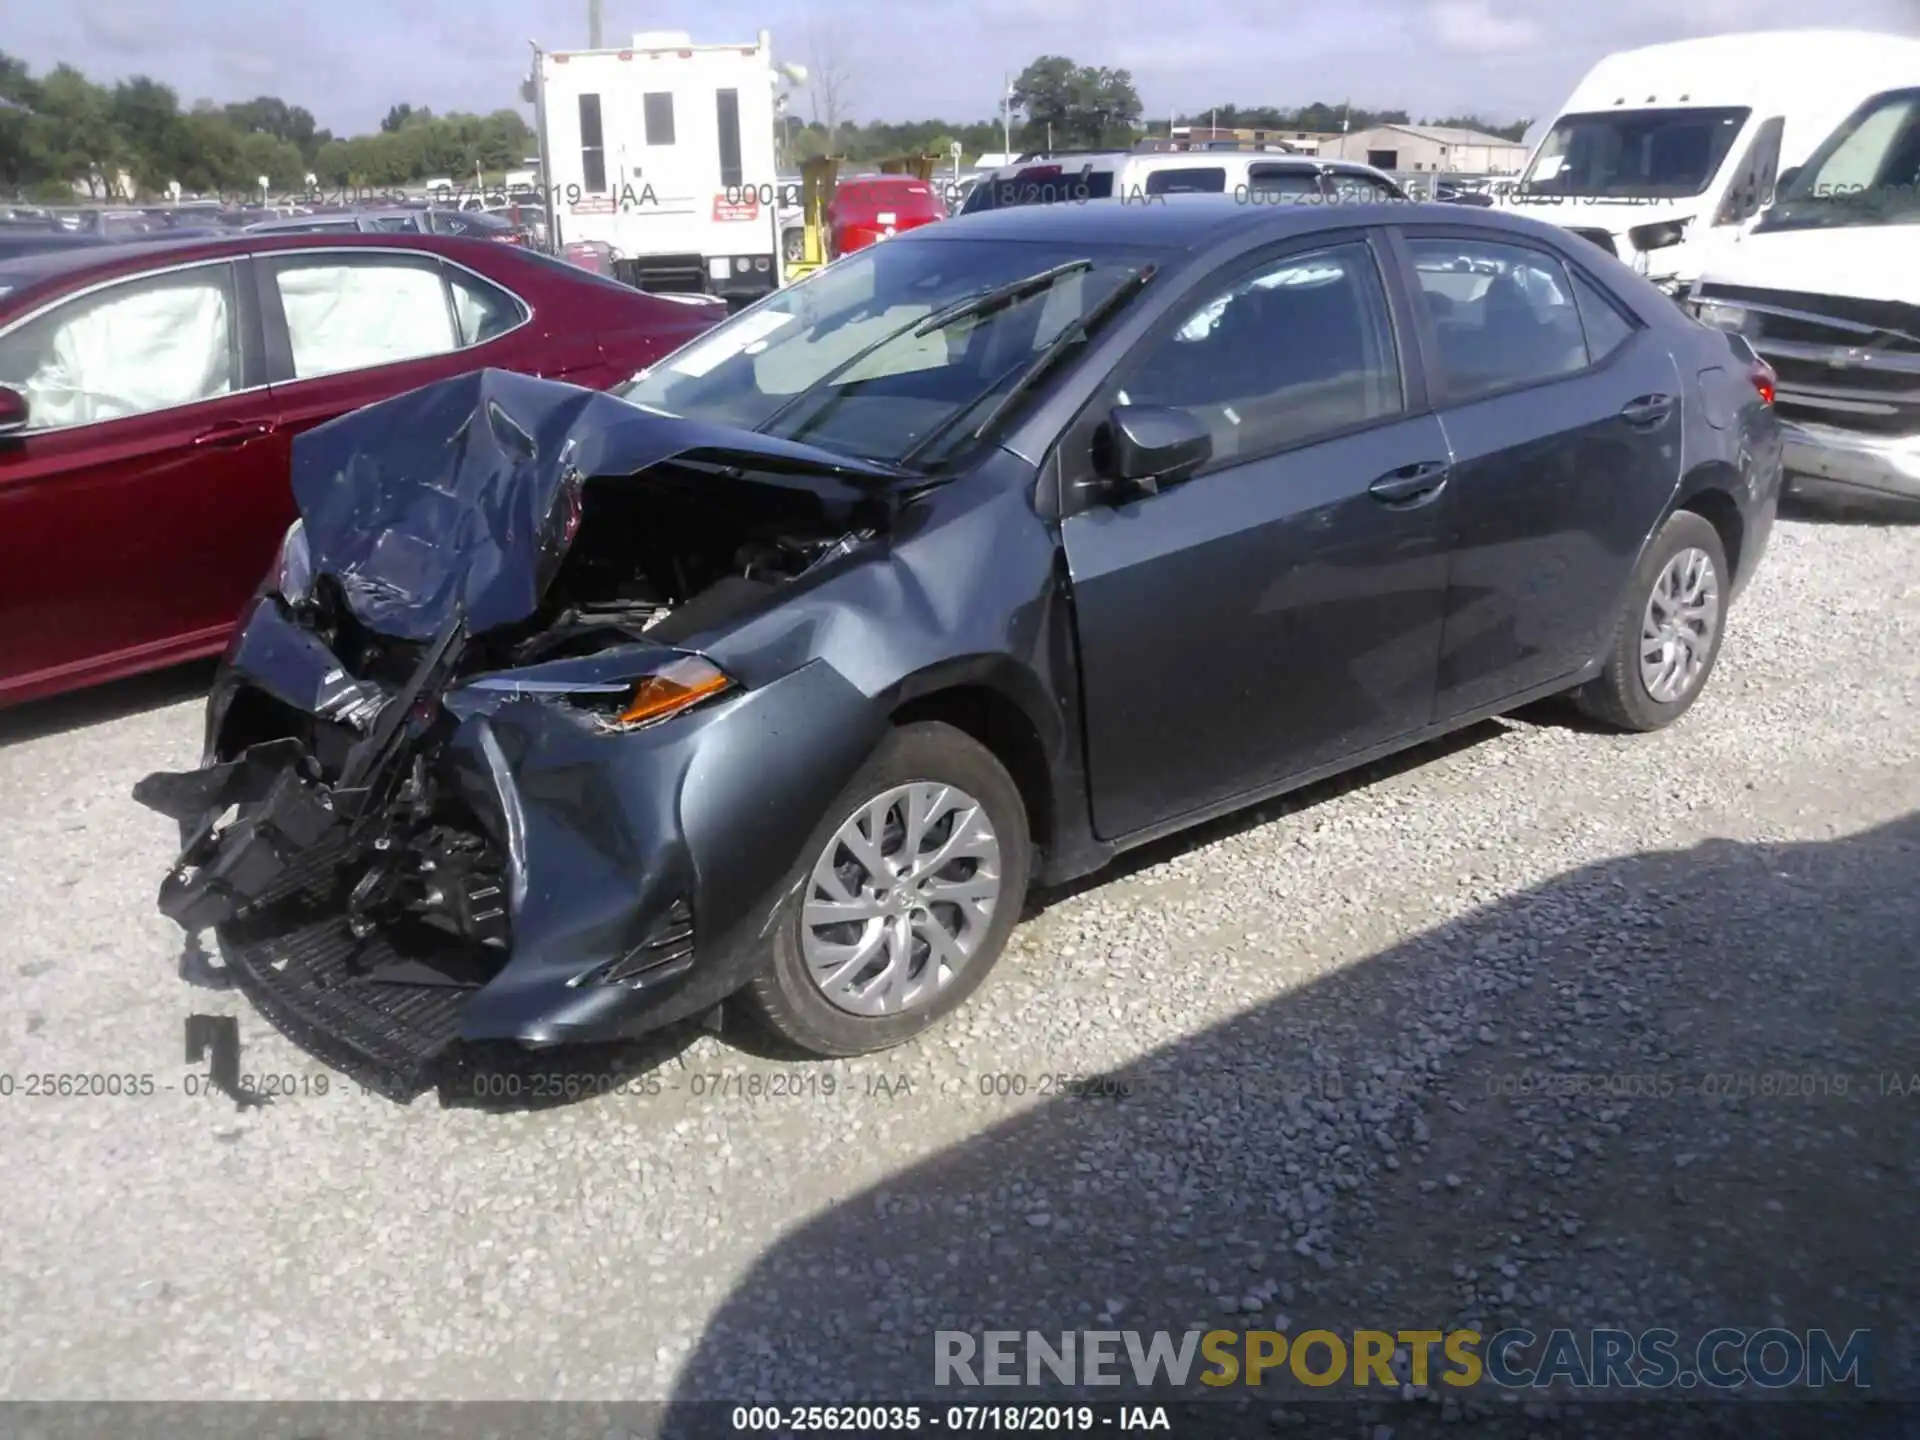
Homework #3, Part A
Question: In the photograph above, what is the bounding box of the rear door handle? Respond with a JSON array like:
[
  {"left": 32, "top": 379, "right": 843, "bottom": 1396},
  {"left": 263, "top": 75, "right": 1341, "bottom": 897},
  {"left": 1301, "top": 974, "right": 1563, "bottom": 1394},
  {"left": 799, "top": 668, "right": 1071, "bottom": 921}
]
[
  {"left": 192, "top": 420, "right": 275, "bottom": 448},
  {"left": 1368, "top": 460, "right": 1450, "bottom": 506},
  {"left": 1619, "top": 393, "right": 1675, "bottom": 428}
]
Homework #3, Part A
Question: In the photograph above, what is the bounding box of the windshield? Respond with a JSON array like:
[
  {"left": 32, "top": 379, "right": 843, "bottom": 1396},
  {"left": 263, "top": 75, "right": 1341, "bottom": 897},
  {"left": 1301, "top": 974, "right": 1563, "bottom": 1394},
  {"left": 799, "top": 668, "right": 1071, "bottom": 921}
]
[
  {"left": 615, "top": 237, "right": 1159, "bottom": 466},
  {"left": 1757, "top": 88, "right": 1920, "bottom": 232},
  {"left": 1518, "top": 106, "right": 1750, "bottom": 199}
]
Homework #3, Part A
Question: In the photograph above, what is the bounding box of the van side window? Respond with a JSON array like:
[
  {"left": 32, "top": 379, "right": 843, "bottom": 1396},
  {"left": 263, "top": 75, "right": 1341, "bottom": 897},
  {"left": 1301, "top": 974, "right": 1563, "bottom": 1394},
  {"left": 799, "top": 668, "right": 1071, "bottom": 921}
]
[
  {"left": 643, "top": 92, "right": 676, "bottom": 146},
  {"left": 1144, "top": 166, "right": 1227, "bottom": 195},
  {"left": 578, "top": 95, "right": 607, "bottom": 194}
]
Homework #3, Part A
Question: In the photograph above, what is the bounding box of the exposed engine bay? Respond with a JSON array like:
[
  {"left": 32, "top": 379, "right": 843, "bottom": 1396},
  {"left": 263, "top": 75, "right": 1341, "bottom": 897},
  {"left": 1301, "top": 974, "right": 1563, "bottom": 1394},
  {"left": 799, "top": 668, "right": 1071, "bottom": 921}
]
[{"left": 134, "top": 368, "right": 917, "bottom": 1097}]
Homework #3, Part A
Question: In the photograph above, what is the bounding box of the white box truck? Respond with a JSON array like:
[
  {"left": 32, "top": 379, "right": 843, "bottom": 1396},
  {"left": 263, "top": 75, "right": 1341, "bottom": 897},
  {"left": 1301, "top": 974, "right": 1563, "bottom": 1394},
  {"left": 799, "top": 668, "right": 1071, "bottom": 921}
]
[
  {"left": 1499, "top": 30, "right": 1920, "bottom": 295},
  {"left": 530, "top": 29, "right": 783, "bottom": 303}
]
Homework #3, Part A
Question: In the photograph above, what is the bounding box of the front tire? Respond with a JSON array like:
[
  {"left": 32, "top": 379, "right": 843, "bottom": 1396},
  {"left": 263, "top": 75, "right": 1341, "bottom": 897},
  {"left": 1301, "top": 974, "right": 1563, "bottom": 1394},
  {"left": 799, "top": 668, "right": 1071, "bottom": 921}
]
[
  {"left": 741, "top": 721, "right": 1031, "bottom": 1057},
  {"left": 1575, "top": 509, "right": 1729, "bottom": 732}
]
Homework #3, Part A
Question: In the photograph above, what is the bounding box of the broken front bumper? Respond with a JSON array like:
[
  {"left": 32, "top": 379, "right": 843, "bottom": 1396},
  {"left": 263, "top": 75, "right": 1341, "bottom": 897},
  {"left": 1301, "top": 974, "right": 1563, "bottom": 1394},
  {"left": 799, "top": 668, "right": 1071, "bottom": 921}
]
[{"left": 138, "top": 597, "right": 883, "bottom": 1101}]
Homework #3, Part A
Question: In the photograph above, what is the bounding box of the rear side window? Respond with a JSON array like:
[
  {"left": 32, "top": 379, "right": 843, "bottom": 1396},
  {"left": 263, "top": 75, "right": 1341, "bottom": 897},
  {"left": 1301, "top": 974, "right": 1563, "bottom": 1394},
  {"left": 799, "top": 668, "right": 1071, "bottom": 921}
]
[
  {"left": 1409, "top": 237, "right": 1589, "bottom": 400},
  {"left": 265, "top": 254, "right": 523, "bottom": 380},
  {"left": 1144, "top": 166, "right": 1227, "bottom": 195},
  {"left": 1570, "top": 270, "right": 1637, "bottom": 363}
]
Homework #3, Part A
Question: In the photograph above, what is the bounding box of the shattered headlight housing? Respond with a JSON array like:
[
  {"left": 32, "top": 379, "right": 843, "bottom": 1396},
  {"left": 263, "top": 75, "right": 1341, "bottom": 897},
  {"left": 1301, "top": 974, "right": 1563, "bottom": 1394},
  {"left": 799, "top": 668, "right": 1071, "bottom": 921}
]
[
  {"left": 274, "top": 519, "right": 314, "bottom": 607},
  {"left": 469, "top": 653, "right": 735, "bottom": 732}
]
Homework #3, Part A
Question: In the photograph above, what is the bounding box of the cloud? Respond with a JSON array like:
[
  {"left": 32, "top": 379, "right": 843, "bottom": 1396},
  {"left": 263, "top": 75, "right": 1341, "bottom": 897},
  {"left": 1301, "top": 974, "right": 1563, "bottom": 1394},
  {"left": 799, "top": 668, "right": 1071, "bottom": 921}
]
[{"left": 1424, "top": 0, "right": 1545, "bottom": 54}]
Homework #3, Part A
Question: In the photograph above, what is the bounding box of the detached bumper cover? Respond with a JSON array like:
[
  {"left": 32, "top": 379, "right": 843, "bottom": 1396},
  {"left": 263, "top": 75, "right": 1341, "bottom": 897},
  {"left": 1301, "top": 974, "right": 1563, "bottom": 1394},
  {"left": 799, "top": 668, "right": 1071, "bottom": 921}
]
[{"left": 1782, "top": 420, "right": 1920, "bottom": 503}]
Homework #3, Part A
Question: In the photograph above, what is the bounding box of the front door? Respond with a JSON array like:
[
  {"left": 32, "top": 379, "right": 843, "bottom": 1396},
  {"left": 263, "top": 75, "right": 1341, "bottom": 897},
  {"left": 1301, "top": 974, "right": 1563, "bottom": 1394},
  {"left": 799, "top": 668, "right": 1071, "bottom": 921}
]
[
  {"left": 1060, "top": 234, "right": 1453, "bottom": 840},
  {"left": 0, "top": 258, "right": 284, "bottom": 700}
]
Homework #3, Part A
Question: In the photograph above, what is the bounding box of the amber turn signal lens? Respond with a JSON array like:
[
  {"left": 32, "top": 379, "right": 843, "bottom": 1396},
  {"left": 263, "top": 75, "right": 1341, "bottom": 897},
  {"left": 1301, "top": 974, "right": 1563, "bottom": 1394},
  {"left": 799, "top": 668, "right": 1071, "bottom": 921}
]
[{"left": 613, "top": 657, "right": 732, "bottom": 727}]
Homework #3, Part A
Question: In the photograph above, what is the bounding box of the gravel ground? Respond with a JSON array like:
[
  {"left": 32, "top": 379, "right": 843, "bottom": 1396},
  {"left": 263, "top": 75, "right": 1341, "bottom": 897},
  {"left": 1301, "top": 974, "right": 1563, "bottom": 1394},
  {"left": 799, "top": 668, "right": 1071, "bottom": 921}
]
[{"left": 1, "top": 507, "right": 1916, "bottom": 1437}]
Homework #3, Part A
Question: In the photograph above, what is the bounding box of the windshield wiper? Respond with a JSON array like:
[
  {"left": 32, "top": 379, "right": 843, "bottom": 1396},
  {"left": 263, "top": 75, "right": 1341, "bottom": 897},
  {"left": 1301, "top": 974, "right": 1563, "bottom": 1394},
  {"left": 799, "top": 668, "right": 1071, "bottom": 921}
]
[
  {"left": 894, "top": 264, "right": 1156, "bottom": 470},
  {"left": 751, "top": 258, "right": 1099, "bottom": 445}
]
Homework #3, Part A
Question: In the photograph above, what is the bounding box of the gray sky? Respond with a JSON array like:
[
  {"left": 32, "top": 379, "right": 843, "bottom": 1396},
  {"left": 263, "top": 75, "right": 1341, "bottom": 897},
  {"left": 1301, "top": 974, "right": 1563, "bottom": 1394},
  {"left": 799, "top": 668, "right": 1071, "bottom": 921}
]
[{"left": 14, "top": 0, "right": 1920, "bottom": 133}]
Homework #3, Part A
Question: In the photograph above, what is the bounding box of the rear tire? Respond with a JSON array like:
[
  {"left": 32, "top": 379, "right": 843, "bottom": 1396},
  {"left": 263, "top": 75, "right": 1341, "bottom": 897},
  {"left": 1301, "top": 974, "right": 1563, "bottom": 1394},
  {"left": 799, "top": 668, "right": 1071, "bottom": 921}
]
[
  {"left": 741, "top": 721, "right": 1030, "bottom": 1057},
  {"left": 1575, "top": 510, "right": 1729, "bottom": 732}
]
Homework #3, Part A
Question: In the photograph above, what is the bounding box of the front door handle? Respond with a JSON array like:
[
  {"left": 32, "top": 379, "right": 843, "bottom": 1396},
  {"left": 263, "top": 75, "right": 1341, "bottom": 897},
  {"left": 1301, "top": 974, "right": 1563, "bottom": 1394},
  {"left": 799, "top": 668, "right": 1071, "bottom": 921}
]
[
  {"left": 1619, "top": 393, "right": 1675, "bottom": 428},
  {"left": 192, "top": 420, "right": 275, "bottom": 448},
  {"left": 1368, "top": 460, "right": 1450, "bottom": 506}
]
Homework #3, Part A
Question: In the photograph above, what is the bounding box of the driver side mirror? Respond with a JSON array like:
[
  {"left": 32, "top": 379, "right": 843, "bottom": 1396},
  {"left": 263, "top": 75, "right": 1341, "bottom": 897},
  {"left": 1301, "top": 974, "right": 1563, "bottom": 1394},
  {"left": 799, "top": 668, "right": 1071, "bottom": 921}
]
[
  {"left": 1774, "top": 165, "right": 1801, "bottom": 194},
  {"left": 0, "top": 385, "right": 29, "bottom": 438},
  {"left": 1092, "top": 404, "right": 1211, "bottom": 498}
]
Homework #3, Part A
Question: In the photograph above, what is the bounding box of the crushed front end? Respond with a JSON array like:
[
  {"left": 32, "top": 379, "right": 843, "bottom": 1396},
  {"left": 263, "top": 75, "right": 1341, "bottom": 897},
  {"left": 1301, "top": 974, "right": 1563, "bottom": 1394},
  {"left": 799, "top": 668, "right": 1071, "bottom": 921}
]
[{"left": 136, "top": 368, "right": 899, "bottom": 1100}]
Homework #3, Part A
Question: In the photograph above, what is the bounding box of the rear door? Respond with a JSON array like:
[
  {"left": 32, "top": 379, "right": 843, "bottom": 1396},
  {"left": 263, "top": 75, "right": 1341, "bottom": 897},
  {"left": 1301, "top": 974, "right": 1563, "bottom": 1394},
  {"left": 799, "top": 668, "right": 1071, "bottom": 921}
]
[
  {"left": 1391, "top": 227, "right": 1683, "bottom": 720},
  {"left": 0, "top": 257, "right": 283, "bottom": 700},
  {"left": 254, "top": 247, "right": 543, "bottom": 484},
  {"left": 1060, "top": 232, "right": 1453, "bottom": 838}
]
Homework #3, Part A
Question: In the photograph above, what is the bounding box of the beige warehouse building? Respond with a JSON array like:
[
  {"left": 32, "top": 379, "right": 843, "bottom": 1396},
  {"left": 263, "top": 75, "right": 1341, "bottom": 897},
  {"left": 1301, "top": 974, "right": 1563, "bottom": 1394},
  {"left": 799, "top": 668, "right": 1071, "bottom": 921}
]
[{"left": 1319, "top": 123, "right": 1528, "bottom": 174}]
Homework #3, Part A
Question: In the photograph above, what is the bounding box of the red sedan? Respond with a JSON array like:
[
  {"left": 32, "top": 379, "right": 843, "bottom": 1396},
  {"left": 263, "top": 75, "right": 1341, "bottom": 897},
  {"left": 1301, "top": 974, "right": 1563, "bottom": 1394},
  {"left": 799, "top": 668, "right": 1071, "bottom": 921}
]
[
  {"left": 0, "top": 232, "right": 724, "bottom": 707},
  {"left": 827, "top": 175, "right": 946, "bottom": 259}
]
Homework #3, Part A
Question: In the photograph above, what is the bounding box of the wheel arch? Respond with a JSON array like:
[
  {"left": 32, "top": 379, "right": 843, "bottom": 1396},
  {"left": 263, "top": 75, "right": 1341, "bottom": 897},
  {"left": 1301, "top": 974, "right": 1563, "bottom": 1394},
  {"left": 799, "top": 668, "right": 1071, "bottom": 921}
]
[
  {"left": 882, "top": 657, "right": 1063, "bottom": 876},
  {"left": 1670, "top": 461, "right": 1746, "bottom": 584}
]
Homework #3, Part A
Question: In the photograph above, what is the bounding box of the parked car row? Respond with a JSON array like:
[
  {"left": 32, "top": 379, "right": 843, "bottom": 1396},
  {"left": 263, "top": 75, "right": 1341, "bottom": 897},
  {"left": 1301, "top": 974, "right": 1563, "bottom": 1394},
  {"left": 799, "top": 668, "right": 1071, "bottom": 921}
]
[{"left": 0, "top": 232, "right": 726, "bottom": 706}]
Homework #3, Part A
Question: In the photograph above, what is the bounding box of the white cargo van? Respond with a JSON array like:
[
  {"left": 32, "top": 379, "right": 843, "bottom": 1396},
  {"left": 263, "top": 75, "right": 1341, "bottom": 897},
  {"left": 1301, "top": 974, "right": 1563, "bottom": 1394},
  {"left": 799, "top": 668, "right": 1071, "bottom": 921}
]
[
  {"left": 1688, "top": 84, "right": 1920, "bottom": 506},
  {"left": 1503, "top": 30, "right": 1920, "bottom": 294},
  {"left": 530, "top": 30, "right": 783, "bottom": 303}
]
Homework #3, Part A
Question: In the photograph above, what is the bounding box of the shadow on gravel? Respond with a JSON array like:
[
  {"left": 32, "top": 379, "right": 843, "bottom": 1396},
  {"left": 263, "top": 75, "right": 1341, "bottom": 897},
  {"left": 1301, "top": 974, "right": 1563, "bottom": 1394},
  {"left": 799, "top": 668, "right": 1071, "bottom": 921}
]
[
  {"left": 0, "top": 657, "right": 216, "bottom": 748},
  {"left": 666, "top": 813, "right": 1920, "bottom": 1439}
]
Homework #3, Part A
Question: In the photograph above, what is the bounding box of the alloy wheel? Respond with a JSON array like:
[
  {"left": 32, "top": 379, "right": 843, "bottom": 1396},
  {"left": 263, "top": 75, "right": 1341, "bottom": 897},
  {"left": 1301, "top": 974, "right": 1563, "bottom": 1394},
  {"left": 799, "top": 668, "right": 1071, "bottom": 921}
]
[
  {"left": 800, "top": 782, "right": 1003, "bottom": 1017},
  {"left": 1639, "top": 546, "right": 1720, "bottom": 704}
]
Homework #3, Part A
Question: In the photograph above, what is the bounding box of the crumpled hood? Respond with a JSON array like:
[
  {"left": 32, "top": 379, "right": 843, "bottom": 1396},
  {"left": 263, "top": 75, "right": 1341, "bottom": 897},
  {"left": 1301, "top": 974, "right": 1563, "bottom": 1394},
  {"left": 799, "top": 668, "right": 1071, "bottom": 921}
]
[
  {"left": 292, "top": 367, "right": 910, "bottom": 643},
  {"left": 1495, "top": 195, "right": 1697, "bottom": 245}
]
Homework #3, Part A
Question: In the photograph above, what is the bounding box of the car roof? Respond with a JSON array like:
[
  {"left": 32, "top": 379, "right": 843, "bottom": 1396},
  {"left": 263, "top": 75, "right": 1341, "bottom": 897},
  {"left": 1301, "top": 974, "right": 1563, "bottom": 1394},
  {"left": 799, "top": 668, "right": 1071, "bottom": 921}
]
[
  {"left": 989, "top": 151, "right": 1395, "bottom": 180},
  {"left": 914, "top": 192, "right": 1578, "bottom": 251},
  {"left": 0, "top": 231, "right": 522, "bottom": 305}
]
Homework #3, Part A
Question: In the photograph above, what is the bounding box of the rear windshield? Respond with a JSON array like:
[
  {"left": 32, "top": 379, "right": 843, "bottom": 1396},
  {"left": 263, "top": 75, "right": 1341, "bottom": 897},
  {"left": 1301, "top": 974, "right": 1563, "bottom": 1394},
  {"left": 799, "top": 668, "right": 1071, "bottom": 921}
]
[
  {"left": 961, "top": 167, "right": 1117, "bottom": 212},
  {"left": 1143, "top": 166, "right": 1228, "bottom": 195}
]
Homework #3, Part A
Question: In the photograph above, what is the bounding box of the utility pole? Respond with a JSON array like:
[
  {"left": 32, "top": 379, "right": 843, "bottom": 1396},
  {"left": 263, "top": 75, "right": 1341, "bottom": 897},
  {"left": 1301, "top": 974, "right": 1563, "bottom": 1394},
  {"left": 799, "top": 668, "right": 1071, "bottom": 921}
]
[
  {"left": 588, "top": 0, "right": 602, "bottom": 48},
  {"left": 1002, "top": 74, "right": 1012, "bottom": 159}
]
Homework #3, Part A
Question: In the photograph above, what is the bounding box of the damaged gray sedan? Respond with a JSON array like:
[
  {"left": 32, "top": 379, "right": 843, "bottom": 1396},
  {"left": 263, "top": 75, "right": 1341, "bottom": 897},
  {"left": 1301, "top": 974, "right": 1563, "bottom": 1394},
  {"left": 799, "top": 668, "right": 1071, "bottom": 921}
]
[{"left": 137, "top": 199, "right": 1783, "bottom": 1099}]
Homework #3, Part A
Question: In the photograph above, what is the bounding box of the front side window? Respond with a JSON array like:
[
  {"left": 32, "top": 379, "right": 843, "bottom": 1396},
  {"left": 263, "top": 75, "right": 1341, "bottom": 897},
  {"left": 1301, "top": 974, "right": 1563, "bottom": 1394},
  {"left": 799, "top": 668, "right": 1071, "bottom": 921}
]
[
  {"left": 1409, "top": 238, "right": 1589, "bottom": 399},
  {"left": 1519, "top": 107, "right": 1750, "bottom": 199},
  {"left": 1244, "top": 165, "right": 1319, "bottom": 199},
  {"left": 0, "top": 263, "right": 238, "bottom": 430},
  {"left": 267, "top": 255, "right": 520, "bottom": 380},
  {"left": 617, "top": 237, "right": 1160, "bottom": 466},
  {"left": 579, "top": 94, "right": 608, "bottom": 193},
  {"left": 1114, "top": 241, "right": 1403, "bottom": 468}
]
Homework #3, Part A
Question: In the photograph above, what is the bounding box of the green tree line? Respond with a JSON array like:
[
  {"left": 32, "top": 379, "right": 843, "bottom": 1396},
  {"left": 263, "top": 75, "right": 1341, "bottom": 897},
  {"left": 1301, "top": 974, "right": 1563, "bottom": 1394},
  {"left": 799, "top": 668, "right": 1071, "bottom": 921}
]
[
  {"left": 779, "top": 58, "right": 1525, "bottom": 165},
  {"left": 0, "top": 51, "right": 533, "bottom": 199}
]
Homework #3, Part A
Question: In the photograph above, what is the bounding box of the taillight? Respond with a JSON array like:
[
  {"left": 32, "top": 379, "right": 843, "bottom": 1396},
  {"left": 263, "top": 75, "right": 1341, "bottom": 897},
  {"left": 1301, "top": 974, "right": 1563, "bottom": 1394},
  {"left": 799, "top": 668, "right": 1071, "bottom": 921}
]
[{"left": 1751, "top": 361, "right": 1776, "bottom": 407}]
